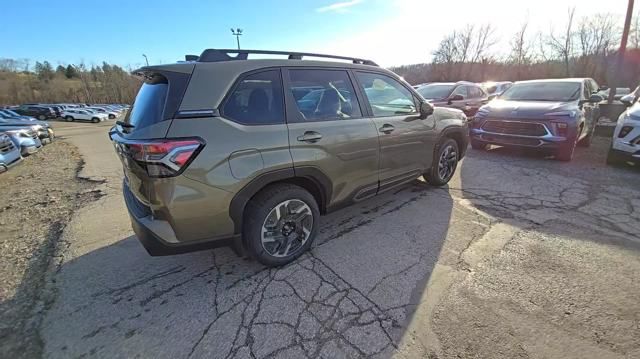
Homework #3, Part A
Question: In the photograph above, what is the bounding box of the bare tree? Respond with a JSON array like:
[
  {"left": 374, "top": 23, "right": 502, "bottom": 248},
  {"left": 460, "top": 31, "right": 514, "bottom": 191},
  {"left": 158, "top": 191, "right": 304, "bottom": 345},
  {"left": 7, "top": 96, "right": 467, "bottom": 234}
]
[
  {"left": 631, "top": 12, "right": 640, "bottom": 48},
  {"left": 576, "top": 13, "right": 618, "bottom": 76},
  {"left": 509, "top": 21, "right": 533, "bottom": 79},
  {"left": 547, "top": 7, "right": 577, "bottom": 77}
]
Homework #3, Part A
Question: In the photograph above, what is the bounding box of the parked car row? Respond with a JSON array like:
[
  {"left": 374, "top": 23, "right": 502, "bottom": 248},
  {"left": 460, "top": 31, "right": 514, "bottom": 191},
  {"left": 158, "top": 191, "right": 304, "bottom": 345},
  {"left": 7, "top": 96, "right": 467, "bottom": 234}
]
[
  {"left": 413, "top": 78, "right": 637, "bottom": 163},
  {"left": 0, "top": 111, "right": 56, "bottom": 174},
  {"left": 1, "top": 103, "right": 129, "bottom": 122}
]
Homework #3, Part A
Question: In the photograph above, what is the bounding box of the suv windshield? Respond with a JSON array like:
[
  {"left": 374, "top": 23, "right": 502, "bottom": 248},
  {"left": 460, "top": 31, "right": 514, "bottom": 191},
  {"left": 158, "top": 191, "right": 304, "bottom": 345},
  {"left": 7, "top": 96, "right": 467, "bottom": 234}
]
[
  {"left": 417, "top": 84, "right": 455, "bottom": 99},
  {"left": 500, "top": 82, "right": 581, "bottom": 102}
]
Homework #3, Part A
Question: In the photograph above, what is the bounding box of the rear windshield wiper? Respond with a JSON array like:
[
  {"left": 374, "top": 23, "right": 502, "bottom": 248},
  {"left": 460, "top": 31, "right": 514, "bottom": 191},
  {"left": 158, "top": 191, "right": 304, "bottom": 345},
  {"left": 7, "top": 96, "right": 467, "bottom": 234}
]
[{"left": 116, "top": 121, "right": 135, "bottom": 128}]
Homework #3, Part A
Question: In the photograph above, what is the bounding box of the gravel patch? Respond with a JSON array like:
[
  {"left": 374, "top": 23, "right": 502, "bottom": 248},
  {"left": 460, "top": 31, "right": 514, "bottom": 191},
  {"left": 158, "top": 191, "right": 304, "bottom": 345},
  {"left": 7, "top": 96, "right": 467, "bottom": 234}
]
[{"left": 0, "top": 141, "right": 100, "bottom": 359}]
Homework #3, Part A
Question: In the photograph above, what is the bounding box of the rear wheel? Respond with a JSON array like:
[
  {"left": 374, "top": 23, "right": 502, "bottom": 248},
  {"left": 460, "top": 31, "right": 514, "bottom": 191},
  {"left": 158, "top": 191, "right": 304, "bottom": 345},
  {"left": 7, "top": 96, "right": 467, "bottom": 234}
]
[
  {"left": 470, "top": 138, "right": 487, "bottom": 150},
  {"left": 65, "top": 116, "right": 74, "bottom": 122},
  {"left": 243, "top": 184, "right": 319, "bottom": 267},
  {"left": 38, "top": 115, "right": 46, "bottom": 120},
  {"left": 424, "top": 138, "right": 459, "bottom": 186},
  {"left": 92, "top": 117, "right": 100, "bottom": 123}
]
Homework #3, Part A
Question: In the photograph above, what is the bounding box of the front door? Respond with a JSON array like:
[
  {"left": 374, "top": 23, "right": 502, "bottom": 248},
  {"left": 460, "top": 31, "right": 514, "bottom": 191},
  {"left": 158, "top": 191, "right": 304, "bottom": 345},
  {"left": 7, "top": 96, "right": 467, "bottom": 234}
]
[
  {"left": 284, "top": 68, "right": 380, "bottom": 206},
  {"left": 353, "top": 71, "right": 437, "bottom": 193}
]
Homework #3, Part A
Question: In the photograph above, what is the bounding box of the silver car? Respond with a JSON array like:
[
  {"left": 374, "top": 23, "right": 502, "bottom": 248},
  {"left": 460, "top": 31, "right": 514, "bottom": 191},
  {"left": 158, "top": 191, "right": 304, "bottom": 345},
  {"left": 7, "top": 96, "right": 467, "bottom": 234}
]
[
  {"left": 0, "top": 132, "right": 22, "bottom": 173},
  {"left": 3, "top": 128, "right": 42, "bottom": 156}
]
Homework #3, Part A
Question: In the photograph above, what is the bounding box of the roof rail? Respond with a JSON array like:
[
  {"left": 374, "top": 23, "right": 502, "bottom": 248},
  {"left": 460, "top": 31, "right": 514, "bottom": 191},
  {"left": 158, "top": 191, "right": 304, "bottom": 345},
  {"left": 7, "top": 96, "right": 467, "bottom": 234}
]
[{"left": 196, "top": 49, "right": 378, "bottom": 66}]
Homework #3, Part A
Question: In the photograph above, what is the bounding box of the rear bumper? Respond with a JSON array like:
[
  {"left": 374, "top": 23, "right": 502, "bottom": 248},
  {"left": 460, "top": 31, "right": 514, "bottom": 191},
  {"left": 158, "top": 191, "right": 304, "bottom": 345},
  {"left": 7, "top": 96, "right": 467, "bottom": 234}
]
[{"left": 123, "top": 182, "right": 240, "bottom": 256}]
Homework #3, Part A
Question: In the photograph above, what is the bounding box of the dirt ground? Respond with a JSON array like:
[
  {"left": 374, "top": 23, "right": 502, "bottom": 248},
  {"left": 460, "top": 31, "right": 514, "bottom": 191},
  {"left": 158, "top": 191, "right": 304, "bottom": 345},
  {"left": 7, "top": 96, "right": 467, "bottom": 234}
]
[{"left": 0, "top": 141, "right": 100, "bottom": 359}]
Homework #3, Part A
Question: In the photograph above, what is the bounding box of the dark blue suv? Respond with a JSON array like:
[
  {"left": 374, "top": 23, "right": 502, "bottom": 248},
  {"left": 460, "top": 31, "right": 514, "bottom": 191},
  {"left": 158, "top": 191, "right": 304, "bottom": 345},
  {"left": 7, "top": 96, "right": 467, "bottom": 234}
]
[{"left": 469, "top": 78, "right": 603, "bottom": 161}]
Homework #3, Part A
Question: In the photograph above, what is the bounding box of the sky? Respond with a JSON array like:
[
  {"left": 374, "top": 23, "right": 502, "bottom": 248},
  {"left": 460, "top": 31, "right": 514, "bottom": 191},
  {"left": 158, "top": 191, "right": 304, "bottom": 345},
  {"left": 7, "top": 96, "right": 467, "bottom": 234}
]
[{"left": 1, "top": 0, "right": 632, "bottom": 69}]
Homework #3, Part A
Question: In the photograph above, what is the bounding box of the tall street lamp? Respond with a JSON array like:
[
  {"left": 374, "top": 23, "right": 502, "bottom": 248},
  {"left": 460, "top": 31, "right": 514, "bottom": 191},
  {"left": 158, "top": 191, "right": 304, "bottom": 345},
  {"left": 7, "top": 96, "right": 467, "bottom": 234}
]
[{"left": 231, "top": 28, "right": 243, "bottom": 50}]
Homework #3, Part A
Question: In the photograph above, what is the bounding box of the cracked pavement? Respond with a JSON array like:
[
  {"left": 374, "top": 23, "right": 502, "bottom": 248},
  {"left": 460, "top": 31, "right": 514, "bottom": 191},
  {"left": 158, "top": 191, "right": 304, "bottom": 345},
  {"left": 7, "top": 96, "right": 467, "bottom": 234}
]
[{"left": 40, "top": 122, "right": 639, "bottom": 358}]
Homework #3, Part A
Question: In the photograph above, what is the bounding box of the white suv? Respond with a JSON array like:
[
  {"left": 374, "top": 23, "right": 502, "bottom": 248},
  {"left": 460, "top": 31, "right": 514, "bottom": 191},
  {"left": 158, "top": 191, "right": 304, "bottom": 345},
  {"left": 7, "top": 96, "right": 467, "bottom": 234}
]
[
  {"left": 607, "top": 94, "right": 640, "bottom": 165},
  {"left": 62, "top": 109, "right": 108, "bottom": 123}
]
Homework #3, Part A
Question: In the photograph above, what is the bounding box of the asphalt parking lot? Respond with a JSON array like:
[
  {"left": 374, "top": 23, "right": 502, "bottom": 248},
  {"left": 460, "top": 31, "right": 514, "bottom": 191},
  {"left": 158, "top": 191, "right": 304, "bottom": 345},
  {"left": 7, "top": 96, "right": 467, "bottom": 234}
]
[{"left": 34, "top": 121, "right": 640, "bottom": 358}]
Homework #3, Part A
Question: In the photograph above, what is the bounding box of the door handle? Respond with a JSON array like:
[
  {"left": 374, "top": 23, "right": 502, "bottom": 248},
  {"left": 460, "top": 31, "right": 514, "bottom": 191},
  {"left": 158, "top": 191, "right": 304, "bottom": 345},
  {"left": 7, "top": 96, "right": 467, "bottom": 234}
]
[
  {"left": 297, "top": 131, "right": 322, "bottom": 143},
  {"left": 379, "top": 124, "right": 395, "bottom": 134}
]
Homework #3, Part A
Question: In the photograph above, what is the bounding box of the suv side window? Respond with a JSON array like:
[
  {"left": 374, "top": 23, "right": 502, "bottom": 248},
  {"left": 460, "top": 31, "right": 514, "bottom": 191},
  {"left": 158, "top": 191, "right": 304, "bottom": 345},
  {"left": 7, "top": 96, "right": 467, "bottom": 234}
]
[
  {"left": 450, "top": 85, "right": 467, "bottom": 99},
  {"left": 355, "top": 72, "right": 417, "bottom": 117},
  {"left": 222, "top": 70, "right": 285, "bottom": 125},
  {"left": 469, "top": 86, "right": 484, "bottom": 98},
  {"left": 288, "top": 69, "right": 362, "bottom": 122}
]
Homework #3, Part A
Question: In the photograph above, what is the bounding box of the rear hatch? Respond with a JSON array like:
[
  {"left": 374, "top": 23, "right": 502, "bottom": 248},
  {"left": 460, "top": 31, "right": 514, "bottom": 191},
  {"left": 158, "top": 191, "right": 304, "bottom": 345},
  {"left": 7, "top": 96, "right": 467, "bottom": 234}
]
[{"left": 110, "top": 63, "right": 196, "bottom": 208}]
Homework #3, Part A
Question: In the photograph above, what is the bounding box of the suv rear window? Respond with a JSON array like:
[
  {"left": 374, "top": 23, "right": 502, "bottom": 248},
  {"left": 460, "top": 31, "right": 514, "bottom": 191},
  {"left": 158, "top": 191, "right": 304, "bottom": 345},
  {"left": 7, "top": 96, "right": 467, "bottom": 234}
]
[{"left": 125, "top": 71, "right": 190, "bottom": 131}]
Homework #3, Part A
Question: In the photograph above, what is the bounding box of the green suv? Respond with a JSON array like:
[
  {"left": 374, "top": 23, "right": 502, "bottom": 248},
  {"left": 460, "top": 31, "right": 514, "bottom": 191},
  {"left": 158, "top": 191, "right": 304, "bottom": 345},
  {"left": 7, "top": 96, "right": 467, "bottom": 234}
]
[{"left": 110, "top": 49, "right": 469, "bottom": 266}]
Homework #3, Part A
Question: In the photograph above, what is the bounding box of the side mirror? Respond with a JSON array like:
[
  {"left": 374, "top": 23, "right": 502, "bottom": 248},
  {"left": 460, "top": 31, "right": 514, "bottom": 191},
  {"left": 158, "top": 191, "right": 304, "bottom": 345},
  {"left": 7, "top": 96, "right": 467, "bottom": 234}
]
[
  {"left": 419, "top": 102, "right": 434, "bottom": 119},
  {"left": 620, "top": 94, "right": 636, "bottom": 107}
]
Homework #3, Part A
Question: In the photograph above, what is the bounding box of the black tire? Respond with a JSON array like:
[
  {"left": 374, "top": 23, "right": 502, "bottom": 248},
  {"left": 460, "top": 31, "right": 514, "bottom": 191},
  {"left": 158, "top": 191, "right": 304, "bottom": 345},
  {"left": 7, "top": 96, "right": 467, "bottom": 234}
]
[
  {"left": 92, "top": 117, "right": 100, "bottom": 123},
  {"left": 243, "top": 184, "right": 320, "bottom": 267},
  {"left": 578, "top": 123, "right": 594, "bottom": 147},
  {"left": 65, "top": 116, "right": 74, "bottom": 122},
  {"left": 424, "top": 138, "right": 459, "bottom": 186},
  {"left": 109, "top": 114, "right": 115, "bottom": 119},
  {"left": 555, "top": 136, "right": 577, "bottom": 161},
  {"left": 470, "top": 138, "right": 487, "bottom": 150},
  {"left": 38, "top": 114, "right": 46, "bottom": 121}
]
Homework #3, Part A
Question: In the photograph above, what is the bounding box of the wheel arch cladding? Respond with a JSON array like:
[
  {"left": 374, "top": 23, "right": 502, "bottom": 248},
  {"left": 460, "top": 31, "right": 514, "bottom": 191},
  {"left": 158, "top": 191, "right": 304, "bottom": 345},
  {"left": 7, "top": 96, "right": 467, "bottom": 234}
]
[
  {"left": 228, "top": 167, "right": 331, "bottom": 234},
  {"left": 440, "top": 126, "right": 469, "bottom": 159}
]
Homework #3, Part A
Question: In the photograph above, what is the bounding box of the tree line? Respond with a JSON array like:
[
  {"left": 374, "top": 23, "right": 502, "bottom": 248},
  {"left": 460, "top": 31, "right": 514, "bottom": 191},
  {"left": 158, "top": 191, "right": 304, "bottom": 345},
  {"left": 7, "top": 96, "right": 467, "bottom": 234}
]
[
  {"left": 0, "top": 59, "right": 141, "bottom": 105},
  {"left": 391, "top": 10, "right": 640, "bottom": 89}
]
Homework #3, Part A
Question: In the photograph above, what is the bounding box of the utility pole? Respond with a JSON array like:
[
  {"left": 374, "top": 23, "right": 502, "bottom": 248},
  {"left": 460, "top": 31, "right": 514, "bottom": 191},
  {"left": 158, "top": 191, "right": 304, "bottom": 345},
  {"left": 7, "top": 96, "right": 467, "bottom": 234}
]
[
  {"left": 609, "top": 0, "right": 635, "bottom": 104},
  {"left": 231, "top": 28, "right": 243, "bottom": 50},
  {"left": 142, "top": 54, "right": 149, "bottom": 66}
]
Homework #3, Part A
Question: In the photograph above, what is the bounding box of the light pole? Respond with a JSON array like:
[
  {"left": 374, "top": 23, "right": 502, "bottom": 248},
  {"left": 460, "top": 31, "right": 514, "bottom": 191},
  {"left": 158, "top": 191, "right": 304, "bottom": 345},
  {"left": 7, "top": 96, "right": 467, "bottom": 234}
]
[
  {"left": 231, "top": 28, "right": 243, "bottom": 50},
  {"left": 142, "top": 54, "right": 149, "bottom": 66},
  {"left": 608, "top": 0, "right": 635, "bottom": 103}
]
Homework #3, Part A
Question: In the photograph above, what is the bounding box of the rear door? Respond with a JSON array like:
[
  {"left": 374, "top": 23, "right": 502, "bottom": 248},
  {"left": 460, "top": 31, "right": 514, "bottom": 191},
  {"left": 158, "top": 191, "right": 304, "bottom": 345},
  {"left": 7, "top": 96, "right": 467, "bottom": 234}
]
[
  {"left": 354, "top": 71, "right": 437, "bottom": 192},
  {"left": 285, "top": 68, "right": 380, "bottom": 206}
]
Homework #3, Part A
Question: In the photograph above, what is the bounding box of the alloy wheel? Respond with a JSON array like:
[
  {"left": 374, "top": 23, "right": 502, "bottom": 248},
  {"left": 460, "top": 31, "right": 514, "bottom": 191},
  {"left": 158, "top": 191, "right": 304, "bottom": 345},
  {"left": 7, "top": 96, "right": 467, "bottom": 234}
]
[
  {"left": 261, "top": 199, "right": 313, "bottom": 258},
  {"left": 438, "top": 144, "right": 457, "bottom": 181}
]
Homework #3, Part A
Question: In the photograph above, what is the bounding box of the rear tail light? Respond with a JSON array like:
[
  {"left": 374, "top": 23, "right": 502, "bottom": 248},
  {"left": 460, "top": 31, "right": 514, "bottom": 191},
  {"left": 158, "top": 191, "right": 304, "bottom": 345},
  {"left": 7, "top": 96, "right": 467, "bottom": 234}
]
[{"left": 124, "top": 138, "right": 204, "bottom": 177}]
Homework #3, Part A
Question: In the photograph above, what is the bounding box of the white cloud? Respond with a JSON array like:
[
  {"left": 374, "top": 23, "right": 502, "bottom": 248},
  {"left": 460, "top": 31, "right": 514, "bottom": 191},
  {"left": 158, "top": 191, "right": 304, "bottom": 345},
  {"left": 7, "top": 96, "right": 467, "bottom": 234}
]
[{"left": 316, "top": 0, "right": 364, "bottom": 13}]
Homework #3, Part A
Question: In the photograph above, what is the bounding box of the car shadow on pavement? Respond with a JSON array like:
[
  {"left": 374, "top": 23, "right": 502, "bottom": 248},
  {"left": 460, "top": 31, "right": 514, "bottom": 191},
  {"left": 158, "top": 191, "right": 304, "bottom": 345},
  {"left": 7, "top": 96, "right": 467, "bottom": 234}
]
[
  {"left": 438, "top": 142, "right": 640, "bottom": 358},
  {"left": 41, "top": 179, "right": 456, "bottom": 358}
]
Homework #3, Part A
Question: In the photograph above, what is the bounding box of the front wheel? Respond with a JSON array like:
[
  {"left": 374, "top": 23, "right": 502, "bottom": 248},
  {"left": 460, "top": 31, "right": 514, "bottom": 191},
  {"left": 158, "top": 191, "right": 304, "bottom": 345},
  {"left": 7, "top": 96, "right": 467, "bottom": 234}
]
[
  {"left": 424, "top": 138, "right": 459, "bottom": 186},
  {"left": 38, "top": 115, "right": 46, "bottom": 120},
  {"left": 65, "top": 116, "right": 74, "bottom": 122},
  {"left": 243, "top": 184, "right": 320, "bottom": 267}
]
